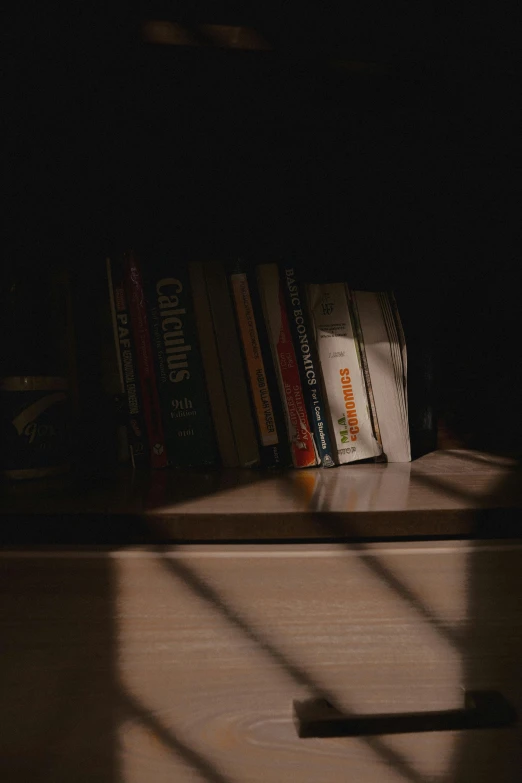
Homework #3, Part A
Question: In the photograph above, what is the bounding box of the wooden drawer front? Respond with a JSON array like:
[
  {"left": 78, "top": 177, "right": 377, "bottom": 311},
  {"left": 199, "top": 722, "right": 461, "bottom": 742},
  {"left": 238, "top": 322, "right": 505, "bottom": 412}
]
[{"left": 1, "top": 543, "right": 522, "bottom": 782}]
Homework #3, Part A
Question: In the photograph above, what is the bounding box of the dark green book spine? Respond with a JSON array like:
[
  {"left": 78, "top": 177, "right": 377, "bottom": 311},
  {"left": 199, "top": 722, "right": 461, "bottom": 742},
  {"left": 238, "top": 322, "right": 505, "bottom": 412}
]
[{"left": 144, "top": 256, "right": 219, "bottom": 468}]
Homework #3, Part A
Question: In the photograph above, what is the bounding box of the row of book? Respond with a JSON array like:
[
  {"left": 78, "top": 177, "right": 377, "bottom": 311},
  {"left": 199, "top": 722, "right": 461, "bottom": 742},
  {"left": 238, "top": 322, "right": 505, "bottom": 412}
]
[{"left": 107, "top": 252, "right": 410, "bottom": 470}]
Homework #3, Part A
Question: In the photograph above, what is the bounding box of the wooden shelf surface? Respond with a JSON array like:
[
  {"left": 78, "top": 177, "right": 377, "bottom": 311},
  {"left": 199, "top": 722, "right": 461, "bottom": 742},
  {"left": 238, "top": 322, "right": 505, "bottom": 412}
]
[{"left": 1, "top": 450, "right": 521, "bottom": 545}]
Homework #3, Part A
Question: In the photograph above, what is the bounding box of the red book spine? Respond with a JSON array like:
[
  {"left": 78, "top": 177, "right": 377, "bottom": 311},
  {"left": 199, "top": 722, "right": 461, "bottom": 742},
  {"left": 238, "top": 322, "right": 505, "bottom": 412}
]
[
  {"left": 124, "top": 251, "right": 168, "bottom": 468},
  {"left": 275, "top": 285, "right": 317, "bottom": 468}
]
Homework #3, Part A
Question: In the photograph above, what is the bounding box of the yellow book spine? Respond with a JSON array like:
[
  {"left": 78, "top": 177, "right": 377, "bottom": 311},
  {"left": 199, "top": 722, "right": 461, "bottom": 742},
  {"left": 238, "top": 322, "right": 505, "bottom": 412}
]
[{"left": 231, "top": 273, "right": 279, "bottom": 447}]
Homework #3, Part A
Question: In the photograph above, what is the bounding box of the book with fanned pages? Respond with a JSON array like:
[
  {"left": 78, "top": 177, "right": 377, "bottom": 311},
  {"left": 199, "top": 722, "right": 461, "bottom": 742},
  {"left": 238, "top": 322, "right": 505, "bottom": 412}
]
[{"left": 352, "top": 290, "right": 410, "bottom": 462}]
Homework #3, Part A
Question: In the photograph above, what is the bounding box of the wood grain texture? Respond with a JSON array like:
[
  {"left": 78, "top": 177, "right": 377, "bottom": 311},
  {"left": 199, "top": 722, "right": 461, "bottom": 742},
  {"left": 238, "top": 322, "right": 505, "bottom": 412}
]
[
  {"left": 1, "top": 450, "right": 521, "bottom": 544},
  {"left": 1, "top": 542, "right": 522, "bottom": 781}
]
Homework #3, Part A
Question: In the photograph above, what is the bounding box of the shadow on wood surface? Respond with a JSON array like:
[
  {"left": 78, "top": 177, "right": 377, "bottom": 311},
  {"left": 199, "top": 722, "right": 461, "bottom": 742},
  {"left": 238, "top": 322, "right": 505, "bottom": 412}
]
[{"left": 1, "top": 462, "right": 521, "bottom": 781}]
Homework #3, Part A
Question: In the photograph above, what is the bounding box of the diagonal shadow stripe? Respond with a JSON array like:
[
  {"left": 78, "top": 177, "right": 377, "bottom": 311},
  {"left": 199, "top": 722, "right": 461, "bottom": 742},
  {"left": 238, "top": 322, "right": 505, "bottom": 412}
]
[
  {"left": 359, "top": 544, "right": 464, "bottom": 647},
  {"left": 412, "top": 469, "right": 518, "bottom": 506},
  {"left": 120, "top": 689, "right": 236, "bottom": 783},
  {"left": 309, "top": 510, "right": 464, "bottom": 651},
  {"left": 441, "top": 451, "right": 519, "bottom": 470},
  {"left": 283, "top": 471, "right": 464, "bottom": 651},
  {"left": 155, "top": 548, "right": 441, "bottom": 783}
]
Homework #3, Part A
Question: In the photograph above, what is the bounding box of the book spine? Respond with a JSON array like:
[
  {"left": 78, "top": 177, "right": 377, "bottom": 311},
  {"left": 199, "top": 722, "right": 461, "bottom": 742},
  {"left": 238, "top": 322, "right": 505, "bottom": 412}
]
[
  {"left": 203, "top": 262, "right": 259, "bottom": 468},
  {"left": 144, "top": 257, "right": 219, "bottom": 468},
  {"left": 124, "top": 251, "right": 168, "bottom": 468},
  {"left": 105, "top": 257, "right": 129, "bottom": 464},
  {"left": 307, "top": 282, "right": 382, "bottom": 463},
  {"left": 257, "top": 264, "right": 317, "bottom": 468},
  {"left": 346, "top": 286, "right": 383, "bottom": 451},
  {"left": 230, "top": 270, "right": 286, "bottom": 467},
  {"left": 281, "top": 265, "right": 336, "bottom": 467},
  {"left": 189, "top": 261, "right": 239, "bottom": 467},
  {"left": 107, "top": 257, "right": 148, "bottom": 466}
]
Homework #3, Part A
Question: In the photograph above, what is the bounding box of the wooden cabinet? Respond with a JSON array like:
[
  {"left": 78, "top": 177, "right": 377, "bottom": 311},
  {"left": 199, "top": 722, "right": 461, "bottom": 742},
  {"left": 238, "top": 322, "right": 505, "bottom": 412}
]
[
  {"left": 2, "top": 535, "right": 522, "bottom": 782},
  {"left": 3, "top": 7, "right": 522, "bottom": 782}
]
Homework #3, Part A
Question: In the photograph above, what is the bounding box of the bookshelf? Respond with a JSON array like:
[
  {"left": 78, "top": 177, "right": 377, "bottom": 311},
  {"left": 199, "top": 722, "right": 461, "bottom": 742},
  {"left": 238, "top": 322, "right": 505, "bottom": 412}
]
[
  {"left": 2, "top": 8, "right": 522, "bottom": 783},
  {"left": 1, "top": 450, "right": 521, "bottom": 545}
]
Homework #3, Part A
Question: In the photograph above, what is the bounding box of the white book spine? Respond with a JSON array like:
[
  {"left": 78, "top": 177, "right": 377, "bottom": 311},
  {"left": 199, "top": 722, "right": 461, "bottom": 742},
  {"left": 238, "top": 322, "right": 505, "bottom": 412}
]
[{"left": 308, "top": 283, "right": 382, "bottom": 463}]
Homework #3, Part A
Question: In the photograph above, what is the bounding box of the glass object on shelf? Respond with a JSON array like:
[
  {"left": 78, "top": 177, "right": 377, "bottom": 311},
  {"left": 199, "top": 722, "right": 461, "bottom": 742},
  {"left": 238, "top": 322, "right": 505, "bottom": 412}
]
[{"left": 0, "top": 260, "right": 71, "bottom": 479}]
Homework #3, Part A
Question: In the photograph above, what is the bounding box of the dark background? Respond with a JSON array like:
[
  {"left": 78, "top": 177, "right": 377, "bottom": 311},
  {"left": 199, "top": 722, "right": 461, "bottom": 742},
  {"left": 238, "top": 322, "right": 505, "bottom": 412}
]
[
  {"left": 1, "top": 11, "right": 522, "bottom": 783},
  {"left": 3, "top": 3, "right": 521, "bottom": 461}
]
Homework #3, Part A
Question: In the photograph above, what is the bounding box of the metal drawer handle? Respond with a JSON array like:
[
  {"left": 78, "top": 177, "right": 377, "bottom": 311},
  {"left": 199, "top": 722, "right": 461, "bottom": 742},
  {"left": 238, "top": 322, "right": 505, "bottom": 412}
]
[{"left": 294, "top": 692, "right": 517, "bottom": 739}]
